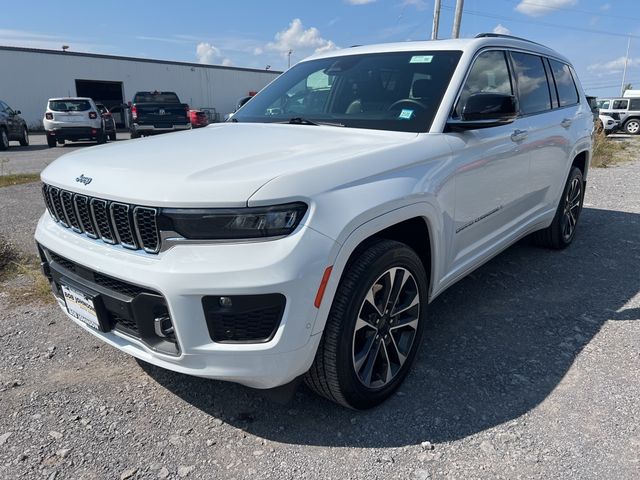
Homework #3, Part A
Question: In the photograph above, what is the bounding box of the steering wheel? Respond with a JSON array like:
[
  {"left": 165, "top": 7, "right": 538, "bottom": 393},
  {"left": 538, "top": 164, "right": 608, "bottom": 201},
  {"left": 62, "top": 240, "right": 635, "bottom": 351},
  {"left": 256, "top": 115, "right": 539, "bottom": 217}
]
[{"left": 387, "top": 98, "right": 427, "bottom": 111}]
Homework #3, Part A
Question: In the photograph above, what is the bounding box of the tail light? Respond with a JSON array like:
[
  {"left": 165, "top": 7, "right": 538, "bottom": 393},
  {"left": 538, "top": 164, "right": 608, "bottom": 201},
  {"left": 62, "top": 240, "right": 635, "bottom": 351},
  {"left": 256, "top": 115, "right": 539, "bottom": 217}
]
[
  {"left": 131, "top": 105, "right": 138, "bottom": 120},
  {"left": 45, "top": 113, "right": 53, "bottom": 120},
  {"left": 89, "top": 111, "right": 97, "bottom": 119}
]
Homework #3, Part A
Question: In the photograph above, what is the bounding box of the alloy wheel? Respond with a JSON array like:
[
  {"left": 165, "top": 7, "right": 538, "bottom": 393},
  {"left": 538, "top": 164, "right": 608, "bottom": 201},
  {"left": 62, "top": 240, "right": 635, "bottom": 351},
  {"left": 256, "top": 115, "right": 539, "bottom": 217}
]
[
  {"left": 562, "top": 177, "right": 582, "bottom": 241},
  {"left": 352, "top": 267, "right": 420, "bottom": 389},
  {"left": 626, "top": 120, "right": 639, "bottom": 134}
]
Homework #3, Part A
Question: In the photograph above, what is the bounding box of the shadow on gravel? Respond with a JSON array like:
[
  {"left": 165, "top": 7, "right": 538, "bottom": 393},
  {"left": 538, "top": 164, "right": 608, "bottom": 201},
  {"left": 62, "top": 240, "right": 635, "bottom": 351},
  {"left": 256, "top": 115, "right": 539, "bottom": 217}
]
[{"left": 139, "top": 207, "right": 640, "bottom": 448}]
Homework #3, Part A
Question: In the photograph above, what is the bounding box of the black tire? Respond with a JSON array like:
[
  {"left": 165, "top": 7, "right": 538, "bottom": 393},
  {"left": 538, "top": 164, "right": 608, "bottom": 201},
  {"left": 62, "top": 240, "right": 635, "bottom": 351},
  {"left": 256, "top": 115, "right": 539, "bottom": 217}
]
[
  {"left": 19, "top": 126, "right": 29, "bottom": 146},
  {"left": 108, "top": 131, "right": 117, "bottom": 141},
  {"left": 97, "top": 129, "right": 106, "bottom": 144},
  {"left": 623, "top": 118, "right": 640, "bottom": 135},
  {"left": 47, "top": 135, "right": 57, "bottom": 148},
  {"left": 305, "top": 239, "right": 428, "bottom": 409},
  {"left": 532, "top": 166, "right": 584, "bottom": 249},
  {"left": 56, "top": 138, "right": 65, "bottom": 145},
  {"left": 0, "top": 128, "right": 8, "bottom": 150},
  {"left": 130, "top": 130, "right": 140, "bottom": 139}
]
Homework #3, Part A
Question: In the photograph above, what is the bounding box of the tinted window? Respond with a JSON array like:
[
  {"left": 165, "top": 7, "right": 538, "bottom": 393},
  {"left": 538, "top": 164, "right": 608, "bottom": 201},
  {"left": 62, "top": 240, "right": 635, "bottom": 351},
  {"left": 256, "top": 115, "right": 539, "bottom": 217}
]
[
  {"left": 455, "top": 50, "right": 512, "bottom": 117},
  {"left": 612, "top": 99, "right": 629, "bottom": 110},
  {"left": 49, "top": 100, "right": 91, "bottom": 112},
  {"left": 133, "top": 92, "right": 180, "bottom": 103},
  {"left": 630, "top": 98, "right": 640, "bottom": 110},
  {"left": 511, "top": 52, "right": 552, "bottom": 114},
  {"left": 233, "top": 51, "right": 462, "bottom": 133},
  {"left": 548, "top": 59, "right": 579, "bottom": 106}
]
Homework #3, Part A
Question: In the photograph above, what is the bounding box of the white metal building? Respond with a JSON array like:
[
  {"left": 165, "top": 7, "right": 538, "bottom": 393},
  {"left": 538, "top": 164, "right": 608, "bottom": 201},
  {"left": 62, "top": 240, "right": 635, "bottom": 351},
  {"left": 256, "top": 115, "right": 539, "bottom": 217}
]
[{"left": 0, "top": 45, "right": 281, "bottom": 128}]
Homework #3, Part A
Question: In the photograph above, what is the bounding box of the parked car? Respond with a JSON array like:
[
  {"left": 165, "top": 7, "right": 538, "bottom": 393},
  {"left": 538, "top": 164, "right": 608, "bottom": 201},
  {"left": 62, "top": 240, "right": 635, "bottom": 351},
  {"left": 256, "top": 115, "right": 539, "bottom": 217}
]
[
  {"left": 128, "top": 91, "right": 191, "bottom": 138},
  {"left": 0, "top": 100, "right": 29, "bottom": 150},
  {"left": 36, "top": 34, "right": 592, "bottom": 409},
  {"left": 598, "top": 97, "right": 640, "bottom": 134},
  {"left": 95, "top": 103, "right": 117, "bottom": 141},
  {"left": 43, "top": 97, "right": 107, "bottom": 147},
  {"left": 188, "top": 109, "right": 209, "bottom": 128},
  {"left": 597, "top": 114, "right": 619, "bottom": 134}
]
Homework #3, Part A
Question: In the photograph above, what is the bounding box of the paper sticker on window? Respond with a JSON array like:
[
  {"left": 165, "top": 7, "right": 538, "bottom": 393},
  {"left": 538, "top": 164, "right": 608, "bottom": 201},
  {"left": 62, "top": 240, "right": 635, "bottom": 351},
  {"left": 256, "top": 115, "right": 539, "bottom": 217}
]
[
  {"left": 399, "top": 109, "right": 414, "bottom": 120},
  {"left": 410, "top": 55, "right": 433, "bottom": 64}
]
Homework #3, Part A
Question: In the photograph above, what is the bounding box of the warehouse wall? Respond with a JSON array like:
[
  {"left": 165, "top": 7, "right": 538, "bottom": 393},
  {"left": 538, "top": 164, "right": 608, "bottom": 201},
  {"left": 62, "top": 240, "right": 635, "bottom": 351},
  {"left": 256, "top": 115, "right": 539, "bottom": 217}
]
[{"left": 0, "top": 47, "right": 280, "bottom": 127}]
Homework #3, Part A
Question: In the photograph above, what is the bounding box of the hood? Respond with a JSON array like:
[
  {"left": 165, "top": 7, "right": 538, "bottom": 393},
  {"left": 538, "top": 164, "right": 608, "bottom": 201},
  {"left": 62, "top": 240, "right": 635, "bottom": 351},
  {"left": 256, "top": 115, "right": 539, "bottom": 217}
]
[{"left": 41, "top": 123, "right": 416, "bottom": 207}]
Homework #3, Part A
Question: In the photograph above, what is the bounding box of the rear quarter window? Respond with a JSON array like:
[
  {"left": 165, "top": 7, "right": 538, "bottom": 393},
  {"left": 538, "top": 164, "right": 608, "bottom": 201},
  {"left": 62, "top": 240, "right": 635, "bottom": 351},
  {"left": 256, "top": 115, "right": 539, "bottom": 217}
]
[
  {"left": 548, "top": 60, "right": 579, "bottom": 107},
  {"left": 630, "top": 98, "right": 640, "bottom": 110}
]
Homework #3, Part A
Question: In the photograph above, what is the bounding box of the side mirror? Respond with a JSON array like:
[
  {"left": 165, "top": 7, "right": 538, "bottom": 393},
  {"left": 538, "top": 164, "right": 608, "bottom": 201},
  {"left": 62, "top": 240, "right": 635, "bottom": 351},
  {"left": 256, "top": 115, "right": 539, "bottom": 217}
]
[{"left": 448, "top": 93, "right": 518, "bottom": 130}]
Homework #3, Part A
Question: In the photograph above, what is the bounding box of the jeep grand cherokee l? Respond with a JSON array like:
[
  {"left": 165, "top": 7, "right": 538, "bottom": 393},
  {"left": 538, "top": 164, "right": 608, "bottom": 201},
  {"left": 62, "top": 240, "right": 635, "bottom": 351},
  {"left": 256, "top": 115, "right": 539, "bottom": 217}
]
[{"left": 35, "top": 34, "right": 592, "bottom": 409}]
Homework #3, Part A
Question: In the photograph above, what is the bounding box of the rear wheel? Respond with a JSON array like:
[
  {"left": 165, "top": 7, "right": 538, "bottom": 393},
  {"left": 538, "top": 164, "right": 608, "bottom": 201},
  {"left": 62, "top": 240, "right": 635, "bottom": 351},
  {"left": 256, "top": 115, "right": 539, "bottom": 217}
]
[
  {"left": 56, "top": 138, "right": 65, "bottom": 145},
  {"left": 108, "top": 131, "right": 117, "bottom": 141},
  {"left": 130, "top": 130, "right": 140, "bottom": 139},
  {"left": 305, "top": 239, "right": 428, "bottom": 409},
  {"left": 97, "top": 129, "right": 106, "bottom": 144},
  {"left": 532, "top": 166, "right": 584, "bottom": 249},
  {"left": 47, "top": 135, "right": 57, "bottom": 148},
  {"left": 623, "top": 118, "right": 640, "bottom": 135},
  {"left": 19, "top": 126, "right": 29, "bottom": 146},
  {"left": 0, "top": 128, "right": 8, "bottom": 150}
]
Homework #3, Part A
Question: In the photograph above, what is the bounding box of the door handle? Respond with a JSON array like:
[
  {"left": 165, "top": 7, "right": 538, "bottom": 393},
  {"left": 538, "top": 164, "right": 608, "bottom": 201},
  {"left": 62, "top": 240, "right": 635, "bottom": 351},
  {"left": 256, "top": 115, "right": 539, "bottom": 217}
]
[
  {"left": 561, "top": 118, "right": 573, "bottom": 128},
  {"left": 511, "top": 129, "right": 528, "bottom": 142}
]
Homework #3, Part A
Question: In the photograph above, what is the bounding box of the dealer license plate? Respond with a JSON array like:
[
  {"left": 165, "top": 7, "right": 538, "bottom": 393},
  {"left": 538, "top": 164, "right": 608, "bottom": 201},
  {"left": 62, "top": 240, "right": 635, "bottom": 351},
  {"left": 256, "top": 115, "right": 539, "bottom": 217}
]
[{"left": 61, "top": 285, "right": 100, "bottom": 330}]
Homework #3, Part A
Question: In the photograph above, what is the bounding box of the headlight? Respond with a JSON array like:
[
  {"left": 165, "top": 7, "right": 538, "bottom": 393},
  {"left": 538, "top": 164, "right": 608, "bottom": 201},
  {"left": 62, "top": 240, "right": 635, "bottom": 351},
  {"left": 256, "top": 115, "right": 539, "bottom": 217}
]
[{"left": 158, "top": 202, "right": 308, "bottom": 240}]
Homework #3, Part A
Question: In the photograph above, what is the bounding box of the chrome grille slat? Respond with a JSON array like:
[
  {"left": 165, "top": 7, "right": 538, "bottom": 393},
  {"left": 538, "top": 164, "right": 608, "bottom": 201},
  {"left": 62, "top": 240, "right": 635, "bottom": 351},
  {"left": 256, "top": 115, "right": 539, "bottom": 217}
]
[{"left": 42, "top": 183, "right": 161, "bottom": 254}]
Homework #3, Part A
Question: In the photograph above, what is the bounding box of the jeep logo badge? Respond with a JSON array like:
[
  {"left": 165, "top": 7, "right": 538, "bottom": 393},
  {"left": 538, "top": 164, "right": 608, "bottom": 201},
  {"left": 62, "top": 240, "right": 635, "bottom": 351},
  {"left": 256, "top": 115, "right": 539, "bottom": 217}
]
[{"left": 75, "top": 174, "right": 92, "bottom": 185}]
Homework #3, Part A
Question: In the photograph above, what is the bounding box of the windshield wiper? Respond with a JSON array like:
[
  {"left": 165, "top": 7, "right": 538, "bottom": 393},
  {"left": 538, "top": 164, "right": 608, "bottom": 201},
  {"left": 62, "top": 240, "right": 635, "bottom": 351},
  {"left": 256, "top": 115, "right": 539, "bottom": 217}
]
[{"left": 278, "top": 117, "right": 345, "bottom": 127}]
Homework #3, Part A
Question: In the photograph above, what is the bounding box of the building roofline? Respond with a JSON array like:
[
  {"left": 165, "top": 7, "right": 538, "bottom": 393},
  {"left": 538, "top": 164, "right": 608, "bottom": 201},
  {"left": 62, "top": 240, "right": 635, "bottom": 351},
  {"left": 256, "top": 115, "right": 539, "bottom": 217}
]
[{"left": 0, "top": 45, "right": 283, "bottom": 75}]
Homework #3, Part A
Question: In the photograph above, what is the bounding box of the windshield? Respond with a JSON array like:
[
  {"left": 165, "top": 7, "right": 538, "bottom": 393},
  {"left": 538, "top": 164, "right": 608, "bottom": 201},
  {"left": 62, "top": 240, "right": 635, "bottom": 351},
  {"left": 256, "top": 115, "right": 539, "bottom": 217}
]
[
  {"left": 232, "top": 50, "right": 462, "bottom": 133},
  {"left": 49, "top": 100, "right": 91, "bottom": 112}
]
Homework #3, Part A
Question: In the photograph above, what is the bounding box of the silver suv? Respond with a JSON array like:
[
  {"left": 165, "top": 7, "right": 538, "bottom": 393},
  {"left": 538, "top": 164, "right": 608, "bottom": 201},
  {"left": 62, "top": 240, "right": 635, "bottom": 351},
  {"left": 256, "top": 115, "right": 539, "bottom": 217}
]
[{"left": 598, "top": 97, "right": 640, "bottom": 134}]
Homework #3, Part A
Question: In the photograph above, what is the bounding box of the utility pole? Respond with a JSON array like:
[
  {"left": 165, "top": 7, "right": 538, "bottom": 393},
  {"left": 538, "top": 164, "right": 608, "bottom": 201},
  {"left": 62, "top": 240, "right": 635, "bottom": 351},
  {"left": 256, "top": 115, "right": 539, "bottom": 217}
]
[
  {"left": 621, "top": 37, "right": 631, "bottom": 96},
  {"left": 431, "top": 0, "right": 441, "bottom": 40},
  {"left": 452, "top": 0, "right": 465, "bottom": 39},
  {"left": 288, "top": 50, "right": 293, "bottom": 69}
]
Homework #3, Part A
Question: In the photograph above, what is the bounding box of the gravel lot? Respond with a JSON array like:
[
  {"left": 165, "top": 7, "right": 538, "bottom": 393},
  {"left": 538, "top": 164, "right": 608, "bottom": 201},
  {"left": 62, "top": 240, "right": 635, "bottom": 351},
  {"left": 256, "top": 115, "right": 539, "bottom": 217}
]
[{"left": 0, "top": 140, "right": 638, "bottom": 479}]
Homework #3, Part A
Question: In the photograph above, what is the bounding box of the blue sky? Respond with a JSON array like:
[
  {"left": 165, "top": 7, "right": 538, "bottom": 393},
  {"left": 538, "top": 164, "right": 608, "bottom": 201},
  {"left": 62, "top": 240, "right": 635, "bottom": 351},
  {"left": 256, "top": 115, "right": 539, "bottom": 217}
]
[{"left": 2, "top": 0, "right": 639, "bottom": 97}]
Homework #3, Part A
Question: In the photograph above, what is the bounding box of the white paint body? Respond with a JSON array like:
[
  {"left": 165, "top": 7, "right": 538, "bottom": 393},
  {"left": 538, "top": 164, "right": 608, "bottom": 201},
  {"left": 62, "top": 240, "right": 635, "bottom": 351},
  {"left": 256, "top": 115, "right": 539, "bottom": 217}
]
[{"left": 35, "top": 37, "right": 593, "bottom": 389}]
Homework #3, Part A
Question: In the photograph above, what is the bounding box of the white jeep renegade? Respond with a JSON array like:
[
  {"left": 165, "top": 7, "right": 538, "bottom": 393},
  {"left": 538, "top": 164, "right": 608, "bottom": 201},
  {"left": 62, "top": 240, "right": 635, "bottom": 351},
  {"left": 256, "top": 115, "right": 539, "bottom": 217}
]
[{"left": 35, "top": 34, "right": 592, "bottom": 409}]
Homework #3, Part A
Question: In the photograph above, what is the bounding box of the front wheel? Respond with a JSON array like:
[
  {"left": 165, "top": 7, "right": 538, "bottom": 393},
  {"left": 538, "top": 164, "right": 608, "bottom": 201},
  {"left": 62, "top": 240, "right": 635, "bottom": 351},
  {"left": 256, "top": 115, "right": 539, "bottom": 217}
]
[
  {"left": 19, "top": 126, "right": 29, "bottom": 146},
  {"left": 623, "top": 118, "right": 640, "bottom": 135},
  {"left": 305, "top": 239, "right": 428, "bottom": 409},
  {"left": 532, "top": 166, "right": 584, "bottom": 249}
]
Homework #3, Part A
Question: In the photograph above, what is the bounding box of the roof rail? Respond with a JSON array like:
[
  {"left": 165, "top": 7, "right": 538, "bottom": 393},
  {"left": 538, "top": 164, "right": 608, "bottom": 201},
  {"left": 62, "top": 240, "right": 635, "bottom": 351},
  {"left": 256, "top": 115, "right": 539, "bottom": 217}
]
[{"left": 475, "top": 33, "right": 547, "bottom": 48}]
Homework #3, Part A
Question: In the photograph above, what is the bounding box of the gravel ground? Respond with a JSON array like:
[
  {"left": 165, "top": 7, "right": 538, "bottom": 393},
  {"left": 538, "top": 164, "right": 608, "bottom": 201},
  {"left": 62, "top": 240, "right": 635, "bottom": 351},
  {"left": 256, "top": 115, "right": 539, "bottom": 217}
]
[
  {"left": 0, "top": 142, "right": 638, "bottom": 479},
  {"left": 0, "top": 132, "right": 132, "bottom": 176}
]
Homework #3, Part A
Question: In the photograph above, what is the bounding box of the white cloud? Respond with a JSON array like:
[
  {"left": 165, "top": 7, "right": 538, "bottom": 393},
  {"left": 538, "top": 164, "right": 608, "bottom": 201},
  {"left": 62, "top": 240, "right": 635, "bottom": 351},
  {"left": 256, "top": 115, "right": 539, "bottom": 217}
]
[
  {"left": 345, "top": 0, "right": 375, "bottom": 4},
  {"left": 0, "top": 28, "right": 108, "bottom": 52},
  {"left": 196, "top": 42, "right": 220, "bottom": 64},
  {"left": 401, "top": 0, "right": 428, "bottom": 8},
  {"left": 587, "top": 56, "right": 640, "bottom": 74},
  {"left": 264, "top": 19, "right": 338, "bottom": 58},
  {"left": 222, "top": 58, "right": 232, "bottom": 67},
  {"left": 515, "top": 0, "right": 577, "bottom": 17},
  {"left": 601, "top": 3, "right": 611, "bottom": 11},
  {"left": 493, "top": 24, "right": 512, "bottom": 35}
]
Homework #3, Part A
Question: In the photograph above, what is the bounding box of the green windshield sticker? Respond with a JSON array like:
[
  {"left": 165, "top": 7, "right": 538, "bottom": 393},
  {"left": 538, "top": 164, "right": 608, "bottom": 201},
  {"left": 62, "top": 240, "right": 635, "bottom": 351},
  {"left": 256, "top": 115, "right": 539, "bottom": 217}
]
[
  {"left": 410, "top": 55, "right": 433, "bottom": 63},
  {"left": 399, "top": 109, "right": 414, "bottom": 120}
]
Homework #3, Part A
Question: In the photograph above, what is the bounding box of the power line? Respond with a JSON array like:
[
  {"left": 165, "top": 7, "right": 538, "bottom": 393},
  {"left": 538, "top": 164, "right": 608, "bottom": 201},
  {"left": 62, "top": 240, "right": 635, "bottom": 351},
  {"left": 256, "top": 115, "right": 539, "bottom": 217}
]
[
  {"left": 500, "top": 0, "right": 640, "bottom": 23},
  {"left": 440, "top": 5, "right": 640, "bottom": 40}
]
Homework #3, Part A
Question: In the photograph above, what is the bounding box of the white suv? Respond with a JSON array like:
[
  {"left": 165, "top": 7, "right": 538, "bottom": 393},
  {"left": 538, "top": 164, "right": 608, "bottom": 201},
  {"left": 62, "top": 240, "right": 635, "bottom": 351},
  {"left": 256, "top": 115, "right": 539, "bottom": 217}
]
[
  {"left": 35, "top": 34, "right": 592, "bottom": 408},
  {"left": 43, "top": 97, "right": 107, "bottom": 147}
]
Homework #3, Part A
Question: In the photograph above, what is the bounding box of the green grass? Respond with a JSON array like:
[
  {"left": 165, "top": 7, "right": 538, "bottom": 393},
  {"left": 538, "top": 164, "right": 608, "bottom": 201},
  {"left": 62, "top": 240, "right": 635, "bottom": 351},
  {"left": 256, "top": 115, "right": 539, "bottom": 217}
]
[
  {"left": 0, "top": 235, "right": 53, "bottom": 304},
  {"left": 591, "top": 130, "right": 629, "bottom": 168},
  {"left": 0, "top": 173, "right": 40, "bottom": 187}
]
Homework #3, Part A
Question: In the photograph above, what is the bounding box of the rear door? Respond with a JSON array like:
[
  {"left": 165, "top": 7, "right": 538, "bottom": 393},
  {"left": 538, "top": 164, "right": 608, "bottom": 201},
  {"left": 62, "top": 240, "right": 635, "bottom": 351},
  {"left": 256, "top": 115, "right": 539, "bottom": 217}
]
[{"left": 444, "top": 49, "right": 533, "bottom": 272}]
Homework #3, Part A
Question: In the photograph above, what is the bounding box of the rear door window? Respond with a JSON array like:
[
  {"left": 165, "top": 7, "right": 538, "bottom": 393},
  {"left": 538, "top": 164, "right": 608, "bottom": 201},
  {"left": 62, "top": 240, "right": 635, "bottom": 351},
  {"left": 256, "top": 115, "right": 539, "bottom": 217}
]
[
  {"left": 511, "top": 52, "right": 552, "bottom": 115},
  {"left": 630, "top": 98, "right": 640, "bottom": 110},
  {"left": 548, "top": 59, "right": 579, "bottom": 107}
]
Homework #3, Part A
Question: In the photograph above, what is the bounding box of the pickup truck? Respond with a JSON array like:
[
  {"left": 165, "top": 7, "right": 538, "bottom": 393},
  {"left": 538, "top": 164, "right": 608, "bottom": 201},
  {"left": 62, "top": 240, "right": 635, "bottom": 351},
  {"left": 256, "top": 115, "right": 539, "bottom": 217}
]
[{"left": 128, "top": 91, "right": 191, "bottom": 138}]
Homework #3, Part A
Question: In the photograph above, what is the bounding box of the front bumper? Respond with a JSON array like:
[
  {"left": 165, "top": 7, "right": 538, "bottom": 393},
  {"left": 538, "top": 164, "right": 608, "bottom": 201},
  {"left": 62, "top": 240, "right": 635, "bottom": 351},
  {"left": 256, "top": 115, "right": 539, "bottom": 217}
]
[{"left": 35, "top": 213, "right": 336, "bottom": 388}]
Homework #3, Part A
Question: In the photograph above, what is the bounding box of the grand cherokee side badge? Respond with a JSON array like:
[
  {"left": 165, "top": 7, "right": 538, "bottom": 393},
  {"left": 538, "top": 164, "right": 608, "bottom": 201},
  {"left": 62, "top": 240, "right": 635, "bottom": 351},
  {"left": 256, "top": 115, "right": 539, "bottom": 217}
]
[{"left": 76, "top": 174, "right": 92, "bottom": 185}]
